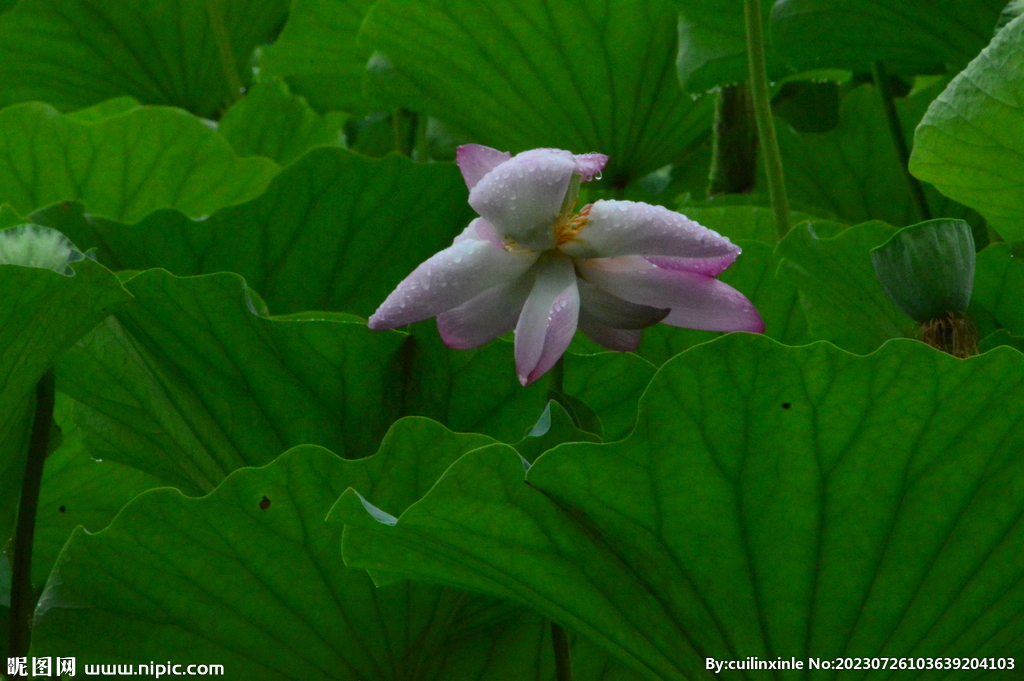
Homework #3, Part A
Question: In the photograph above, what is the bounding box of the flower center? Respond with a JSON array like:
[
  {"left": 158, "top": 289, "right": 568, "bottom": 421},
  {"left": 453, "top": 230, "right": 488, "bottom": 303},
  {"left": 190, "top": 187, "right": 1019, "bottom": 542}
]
[{"left": 554, "top": 204, "right": 592, "bottom": 248}]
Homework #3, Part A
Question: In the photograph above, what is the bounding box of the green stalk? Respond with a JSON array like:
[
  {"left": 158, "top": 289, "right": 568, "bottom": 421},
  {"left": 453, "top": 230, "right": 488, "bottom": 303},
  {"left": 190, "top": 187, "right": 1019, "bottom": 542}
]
[
  {"left": 392, "top": 109, "right": 418, "bottom": 157},
  {"left": 870, "top": 61, "right": 932, "bottom": 222},
  {"left": 552, "top": 622, "right": 574, "bottom": 681},
  {"left": 708, "top": 83, "right": 758, "bottom": 197},
  {"left": 206, "top": 0, "right": 244, "bottom": 107},
  {"left": 8, "top": 369, "right": 56, "bottom": 657},
  {"left": 544, "top": 356, "right": 574, "bottom": 681},
  {"left": 743, "top": 0, "right": 790, "bottom": 239}
]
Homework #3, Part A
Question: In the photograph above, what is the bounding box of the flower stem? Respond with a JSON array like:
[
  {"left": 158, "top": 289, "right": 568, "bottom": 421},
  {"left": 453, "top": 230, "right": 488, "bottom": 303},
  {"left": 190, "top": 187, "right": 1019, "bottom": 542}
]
[
  {"left": 549, "top": 354, "right": 565, "bottom": 395},
  {"left": 392, "top": 109, "right": 418, "bottom": 157},
  {"left": 552, "top": 622, "right": 574, "bottom": 681},
  {"left": 7, "top": 369, "right": 55, "bottom": 657},
  {"left": 870, "top": 61, "right": 931, "bottom": 222},
  {"left": 544, "top": 357, "right": 574, "bottom": 681},
  {"left": 206, "top": 0, "right": 244, "bottom": 107},
  {"left": 743, "top": 0, "right": 790, "bottom": 239}
]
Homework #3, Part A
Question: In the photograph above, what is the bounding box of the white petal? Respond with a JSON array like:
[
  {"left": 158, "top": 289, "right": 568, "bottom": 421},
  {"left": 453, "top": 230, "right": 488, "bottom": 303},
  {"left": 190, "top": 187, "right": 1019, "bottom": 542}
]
[
  {"left": 560, "top": 200, "right": 740, "bottom": 273},
  {"left": 368, "top": 240, "right": 538, "bottom": 330},
  {"left": 457, "top": 144, "right": 512, "bottom": 190},
  {"left": 579, "top": 257, "right": 764, "bottom": 333},
  {"left": 436, "top": 271, "right": 534, "bottom": 349},
  {"left": 514, "top": 254, "right": 580, "bottom": 386},
  {"left": 572, "top": 152, "right": 609, "bottom": 181},
  {"left": 529, "top": 148, "right": 608, "bottom": 181},
  {"left": 644, "top": 254, "right": 739, "bottom": 276},
  {"left": 452, "top": 217, "right": 504, "bottom": 248},
  {"left": 577, "top": 276, "right": 668, "bottom": 329},
  {"left": 577, "top": 310, "right": 642, "bottom": 352},
  {"left": 469, "top": 149, "right": 576, "bottom": 251}
]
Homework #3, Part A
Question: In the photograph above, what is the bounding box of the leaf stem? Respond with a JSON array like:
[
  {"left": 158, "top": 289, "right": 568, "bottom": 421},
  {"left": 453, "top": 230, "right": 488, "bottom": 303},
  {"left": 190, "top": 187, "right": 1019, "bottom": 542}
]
[
  {"left": 708, "top": 83, "right": 757, "bottom": 197},
  {"left": 870, "top": 61, "right": 931, "bottom": 222},
  {"left": 552, "top": 622, "right": 574, "bottom": 681},
  {"left": 8, "top": 369, "right": 55, "bottom": 657},
  {"left": 743, "top": 0, "right": 790, "bottom": 239},
  {"left": 206, "top": 0, "right": 244, "bottom": 108}
]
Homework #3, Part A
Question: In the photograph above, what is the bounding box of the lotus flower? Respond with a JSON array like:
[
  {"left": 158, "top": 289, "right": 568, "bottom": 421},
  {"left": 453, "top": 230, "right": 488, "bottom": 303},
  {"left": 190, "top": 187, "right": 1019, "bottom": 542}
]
[{"left": 369, "top": 145, "right": 763, "bottom": 385}]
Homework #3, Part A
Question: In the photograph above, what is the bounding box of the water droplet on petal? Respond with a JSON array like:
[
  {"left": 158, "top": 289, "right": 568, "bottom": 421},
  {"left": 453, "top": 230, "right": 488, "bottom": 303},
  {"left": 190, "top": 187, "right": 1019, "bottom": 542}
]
[{"left": 594, "top": 172, "right": 603, "bottom": 180}]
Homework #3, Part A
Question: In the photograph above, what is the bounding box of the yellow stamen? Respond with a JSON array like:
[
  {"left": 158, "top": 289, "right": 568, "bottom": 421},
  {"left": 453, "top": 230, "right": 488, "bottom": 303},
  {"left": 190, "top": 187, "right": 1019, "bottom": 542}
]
[{"left": 555, "top": 204, "right": 592, "bottom": 247}]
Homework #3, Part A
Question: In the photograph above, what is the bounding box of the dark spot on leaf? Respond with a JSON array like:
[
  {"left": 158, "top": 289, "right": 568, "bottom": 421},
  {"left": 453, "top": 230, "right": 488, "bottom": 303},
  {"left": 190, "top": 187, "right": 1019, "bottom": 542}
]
[
  {"left": 259, "top": 496, "right": 271, "bottom": 510},
  {"left": 59, "top": 505, "right": 66, "bottom": 513},
  {"left": 781, "top": 403, "right": 791, "bottom": 410}
]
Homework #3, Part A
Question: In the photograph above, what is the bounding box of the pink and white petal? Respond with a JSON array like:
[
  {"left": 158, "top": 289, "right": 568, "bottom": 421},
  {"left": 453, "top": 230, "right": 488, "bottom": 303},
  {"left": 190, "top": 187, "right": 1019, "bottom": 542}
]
[
  {"left": 577, "top": 276, "right": 668, "bottom": 329},
  {"left": 644, "top": 254, "right": 739, "bottom": 276},
  {"left": 572, "top": 153, "right": 609, "bottom": 182},
  {"left": 579, "top": 257, "right": 764, "bottom": 333},
  {"left": 457, "top": 144, "right": 512, "bottom": 191},
  {"left": 452, "top": 218, "right": 504, "bottom": 249},
  {"left": 469, "top": 148, "right": 576, "bottom": 251},
  {"left": 514, "top": 254, "right": 580, "bottom": 386},
  {"left": 560, "top": 201, "right": 739, "bottom": 271},
  {"left": 368, "top": 240, "right": 538, "bottom": 330},
  {"left": 436, "top": 271, "right": 534, "bottom": 349},
  {"left": 577, "top": 310, "right": 642, "bottom": 352}
]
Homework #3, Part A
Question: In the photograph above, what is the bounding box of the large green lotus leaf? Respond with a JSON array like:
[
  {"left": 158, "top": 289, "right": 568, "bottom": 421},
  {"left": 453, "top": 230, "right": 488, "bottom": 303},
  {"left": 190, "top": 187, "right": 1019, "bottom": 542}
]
[
  {"left": 777, "top": 220, "right": 913, "bottom": 354},
  {"left": 0, "top": 102, "right": 279, "bottom": 223},
  {"left": 397, "top": 326, "right": 548, "bottom": 442},
  {"left": 259, "top": 0, "right": 378, "bottom": 114},
  {"left": 339, "top": 334, "right": 1024, "bottom": 680},
  {"left": 562, "top": 352, "right": 656, "bottom": 443},
  {"left": 514, "top": 401, "right": 601, "bottom": 464},
  {"left": 0, "top": 257, "right": 129, "bottom": 545},
  {"left": 57, "top": 270, "right": 549, "bottom": 493},
  {"left": 672, "top": 0, "right": 786, "bottom": 93},
  {"left": 218, "top": 81, "right": 347, "bottom": 166},
  {"left": 766, "top": 84, "right": 977, "bottom": 227},
  {"left": 638, "top": 239, "right": 812, "bottom": 366},
  {"left": 39, "top": 148, "right": 475, "bottom": 317},
  {"left": 57, "top": 270, "right": 407, "bottom": 494},
  {"left": 32, "top": 418, "right": 643, "bottom": 680},
  {"left": 910, "top": 15, "right": 1024, "bottom": 241},
  {"left": 770, "top": 0, "right": 1005, "bottom": 74},
  {"left": 360, "top": 0, "right": 714, "bottom": 186},
  {"left": 31, "top": 395, "right": 162, "bottom": 588},
  {"left": 969, "top": 242, "right": 1024, "bottom": 338},
  {"left": 0, "top": 0, "right": 288, "bottom": 117}
]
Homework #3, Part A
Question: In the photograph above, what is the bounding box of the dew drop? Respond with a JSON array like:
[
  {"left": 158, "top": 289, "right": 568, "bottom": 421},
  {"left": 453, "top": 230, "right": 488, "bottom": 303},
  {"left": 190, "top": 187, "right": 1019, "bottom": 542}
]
[{"left": 594, "top": 172, "right": 603, "bottom": 180}]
